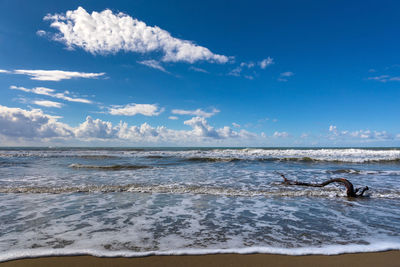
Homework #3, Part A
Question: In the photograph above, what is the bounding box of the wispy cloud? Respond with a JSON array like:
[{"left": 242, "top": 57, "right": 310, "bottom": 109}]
[
  {"left": 229, "top": 57, "right": 274, "bottom": 78},
  {"left": 273, "top": 131, "right": 289, "bottom": 138},
  {"left": 10, "top": 86, "right": 92, "bottom": 104},
  {"left": 137, "top": 60, "right": 169, "bottom": 73},
  {"left": 43, "top": 7, "right": 229, "bottom": 64},
  {"left": 189, "top": 66, "right": 209, "bottom": 73},
  {"left": 228, "top": 66, "right": 242, "bottom": 77},
  {"left": 109, "top": 103, "right": 163, "bottom": 116},
  {"left": 329, "top": 125, "right": 393, "bottom": 140},
  {"left": 240, "top": 62, "right": 255, "bottom": 68},
  {"left": 168, "top": 116, "right": 179, "bottom": 120},
  {"left": 300, "top": 133, "right": 309, "bottom": 139},
  {"left": 33, "top": 100, "right": 63, "bottom": 108},
  {"left": 278, "top": 71, "right": 294, "bottom": 82},
  {"left": 171, "top": 108, "right": 220, "bottom": 118},
  {"left": 13, "top": 69, "right": 105, "bottom": 81},
  {"left": 258, "top": 117, "right": 278, "bottom": 124},
  {"left": 368, "top": 75, "right": 400, "bottom": 82}
]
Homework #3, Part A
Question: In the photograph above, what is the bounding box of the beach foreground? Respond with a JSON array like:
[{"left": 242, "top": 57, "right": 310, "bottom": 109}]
[
  {"left": 2, "top": 251, "right": 400, "bottom": 267},
  {"left": 2, "top": 148, "right": 400, "bottom": 263}
]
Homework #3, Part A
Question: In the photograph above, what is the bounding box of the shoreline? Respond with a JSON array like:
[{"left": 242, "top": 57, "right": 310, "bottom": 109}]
[{"left": 1, "top": 251, "right": 400, "bottom": 267}]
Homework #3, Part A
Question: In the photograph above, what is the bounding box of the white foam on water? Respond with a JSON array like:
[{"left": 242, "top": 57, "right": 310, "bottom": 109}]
[
  {"left": 1, "top": 192, "right": 400, "bottom": 263},
  {"left": 2, "top": 183, "right": 400, "bottom": 199},
  {"left": 2, "top": 148, "right": 400, "bottom": 263},
  {"left": 129, "top": 148, "right": 400, "bottom": 163},
  {"left": 1, "top": 241, "right": 400, "bottom": 263}
]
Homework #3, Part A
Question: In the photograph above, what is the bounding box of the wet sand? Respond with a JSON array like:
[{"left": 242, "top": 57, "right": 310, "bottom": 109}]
[{"left": 1, "top": 251, "right": 400, "bottom": 267}]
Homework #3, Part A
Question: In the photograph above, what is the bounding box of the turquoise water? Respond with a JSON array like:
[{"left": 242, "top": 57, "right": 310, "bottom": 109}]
[{"left": 1, "top": 148, "right": 400, "bottom": 261}]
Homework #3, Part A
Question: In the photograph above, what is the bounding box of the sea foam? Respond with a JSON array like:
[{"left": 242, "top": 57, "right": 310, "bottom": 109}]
[{"left": 1, "top": 241, "right": 400, "bottom": 263}]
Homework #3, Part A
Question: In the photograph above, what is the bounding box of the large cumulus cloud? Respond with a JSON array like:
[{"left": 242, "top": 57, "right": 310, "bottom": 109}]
[
  {"left": 0, "top": 105, "right": 73, "bottom": 139},
  {"left": 43, "top": 7, "right": 229, "bottom": 64}
]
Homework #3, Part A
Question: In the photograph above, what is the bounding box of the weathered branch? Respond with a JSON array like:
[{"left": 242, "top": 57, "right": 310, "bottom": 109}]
[{"left": 280, "top": 174, "right": 369, "bottom": 197}]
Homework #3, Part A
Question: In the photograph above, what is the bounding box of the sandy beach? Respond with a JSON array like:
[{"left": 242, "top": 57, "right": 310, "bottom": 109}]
[{"left": 1, "top": 251, "right": 400, "bottom": 267}]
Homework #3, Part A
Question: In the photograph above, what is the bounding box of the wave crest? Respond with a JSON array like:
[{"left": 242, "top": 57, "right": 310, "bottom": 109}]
[
  {"left": 1, "top": 184, "right": 399, "bottom": 199},
  {"left": 68, "top": 164, "right": 151, "bottom": 170}
]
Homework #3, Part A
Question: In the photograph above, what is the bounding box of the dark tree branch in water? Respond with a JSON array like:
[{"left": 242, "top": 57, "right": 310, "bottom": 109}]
[{"left": 280, "top": 174, "right": 369, "bottom": 197}]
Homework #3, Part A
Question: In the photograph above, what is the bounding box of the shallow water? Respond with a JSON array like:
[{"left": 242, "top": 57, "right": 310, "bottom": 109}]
[{"left": 1, "top": 147, "right": 400, "bottom": 261}]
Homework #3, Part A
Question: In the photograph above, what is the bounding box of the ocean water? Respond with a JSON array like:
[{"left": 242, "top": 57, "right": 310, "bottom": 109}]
[{"left": 1, "top": 147, "right": 400, "bottom": 261}]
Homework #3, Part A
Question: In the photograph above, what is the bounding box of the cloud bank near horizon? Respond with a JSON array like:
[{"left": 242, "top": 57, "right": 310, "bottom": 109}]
[
  {"left": 0, "top": 105, "right": 397, "bottom": 146},
  {"left": 0, "top": 105, "right": 256, "bottom": 145}
]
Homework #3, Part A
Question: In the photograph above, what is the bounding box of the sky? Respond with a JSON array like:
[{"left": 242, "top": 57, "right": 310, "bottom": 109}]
[{"left": 0, "top": 0, "right": 399, "bottom": 147}]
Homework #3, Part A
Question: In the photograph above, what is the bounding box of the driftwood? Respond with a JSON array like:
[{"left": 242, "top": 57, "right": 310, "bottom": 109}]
[{"left": 280, "top": 174, "right": 369, "bottom": 197}]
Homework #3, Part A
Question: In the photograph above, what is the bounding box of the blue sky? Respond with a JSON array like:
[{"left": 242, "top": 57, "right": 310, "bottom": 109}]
[{"left": 0, "top": 0, "right": 399, "bottom": 146}]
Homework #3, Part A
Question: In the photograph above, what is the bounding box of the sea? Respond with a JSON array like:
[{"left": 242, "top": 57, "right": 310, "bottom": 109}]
[{"left": 1, "top": 147, "right": 400, "bottom": 261}]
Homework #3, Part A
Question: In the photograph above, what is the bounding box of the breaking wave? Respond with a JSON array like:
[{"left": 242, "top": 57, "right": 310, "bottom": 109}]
[
  {"left": 1, "top": 184, "right": 399, "bottom": 199},
  {"left": 68, "top": 164, "right": 151, "bottom": 170},
  {"left": 181, "top": 156, "right": 400, "bottom": 164},
  {"left": 185, "top": 157, "right": 241, "bottom": 162},
  {"left": 1, "top": 148, "right": 400, "bottom": 163},
  {"left": 1, "top": 241, "right": 400, "bottom": 263}
]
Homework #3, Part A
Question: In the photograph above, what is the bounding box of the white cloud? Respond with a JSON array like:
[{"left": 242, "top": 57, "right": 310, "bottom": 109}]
[
  {"left": 232, "top": 122, "right": 240, "bottom": 128},
  {"left": 44, "top": 7, "right": 229, "bottom": 64},
  {"left": 109, "top": 103, "right": 163, "bottom": 116},
  {"left": 273, "top": 131, "right": 289, "bottom": 138},
  {"left": 229, "top": 62, "right": 254, "bottom": 77},
  {"left": 183, "top": 117, "right": 255, "bottom": 140},
  {"left": 138, "top": 60, "right": 169, "bottom": 73},
  {"left": 75, "top": 116, "right": 116, "bottom": 139},
  {"left": 171, "top": 108, "right": 219, "bottom": 118},
  {"left": 228, "top": 66, "right": 242, "bottom": 77},
  {"left": 229, "top": 57, "right": 274, "bottom": 78},
  {"left": 240, "top": 62, "right": 255, "bottom": 68},
  {"left": 278, "top": 71, "right": 294, "bottom": 82},
  {"left": 10, "top": 86, "right": 92, "bottom": 104},
  {"left": 280, "top": 71, "right": 294, "bottom": 77},
  {"left": 168, "top": 116, "right": 179, "bottom": 120},
  {"left": 300, "top": 133, "right": 309, "bottom": 139},
  {"left": 0, "top": 105, "right": 73, "bottom": 139},
  {"left": 33, "top": 100, "right": 63, "bottom": 108},
  {"left": 189, "top": 66, "right": 209, "bottom": 73},
  {"left": 13, "top": 69, "right": 105, "bottom": 81},
  {"left": 259, "top": 57, "right": 274, "bottom": 69},
  {"left": 184, "top": 116, "right": 220, "bottom": 138},
  {"left": 329, "top": 125, "right": 337, "bottom": 133},
  {"left": 368, "top": 75, "right": 400, "bottom": 83},
  {"left": 115, "top": 121, "right": 162, "bottom": 141},
  {"left": 328, "top": 125, "right": 393, "bottom": 140},
  {"left": 1, "top": 105, "right": 397, "bottom": 146},
  {"left": 0, "top": 69, "right": 10, "bottom": 73},
  {"left": 36, "top": 30, "right": 47, "bottom": 36},
  {"left": 0, "top": 105, "right": 259, "bottom": 145}
]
